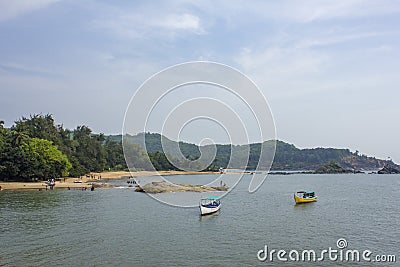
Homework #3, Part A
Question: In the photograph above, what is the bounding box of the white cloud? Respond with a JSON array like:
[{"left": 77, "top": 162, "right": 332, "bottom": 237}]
[
  {"left": 236, "top": 46, "right": 328, "bottom": 86},
  {"left": 295, "top": 31, "right": 399, "bottom": 49},
  {"left": 0, "top": 0, "right": 58, "bottom": 22},
  {"left": 90, "top": 5, "right": 205, "bottom": 40},
  {"left": 157, "top": 13, "right": 203, "bottom": 33},
  {"left": 0, "top": 62, "right": 59, "bottom": 77},
  {"left": 294, "top": 0, "right": 400, "bottom": 22},
  {"left": 234, "top": 21, "right": 399, "bottom": 99},
  {"left": 270, "top": 0, "right": 378, "bottom": 23},
  {"left": 187, "top": 0, "right": 400, "bottom": 24}
]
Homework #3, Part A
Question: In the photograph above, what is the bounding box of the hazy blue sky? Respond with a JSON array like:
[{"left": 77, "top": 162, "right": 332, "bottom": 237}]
[{"left": 0, "top": 1, "right": 399, "bottom": 162}]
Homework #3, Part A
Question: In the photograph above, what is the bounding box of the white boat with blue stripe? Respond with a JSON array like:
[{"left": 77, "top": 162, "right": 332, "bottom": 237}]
[{"left": 199, "top": 196, "right": 221, "bottom": 216}]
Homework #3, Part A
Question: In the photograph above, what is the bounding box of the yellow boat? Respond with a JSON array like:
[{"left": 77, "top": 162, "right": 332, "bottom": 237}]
[{"left": 294, "top": 191, "right": 318, "bottom": 204}]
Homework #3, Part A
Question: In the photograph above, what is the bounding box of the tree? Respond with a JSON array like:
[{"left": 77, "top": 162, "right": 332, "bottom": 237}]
[
  {"left": 13, "top": 114, "right": 62, "bottom": 146},
  {"left": 10, "top": 130, "right": 29, "bottom": 146},
  {"left": 123, "top": 142, "right": 153, "bottom": 171},
  {"left": 1, "top": 114, "right": 130, "bottom": 179},
  {"left": 0, "top": 134, "right": 71, "bottom": 181},
  {"left": 0, "top": 120, "right": 6, "bottom": 150},
  {"left": 104, "top": 139, "right": 126, "bottom": 170},
  {"left": 70, "top": 125, "right": 107, "bottom": 174},
  {"left": 0, "top": 122, "right": 7, "bottom": 175},
  {"left": 0, "top": 129, "right": 32, "bottom": 180},
  {"left": 26, "top": 138, "right": 72, "bottom": 179}
]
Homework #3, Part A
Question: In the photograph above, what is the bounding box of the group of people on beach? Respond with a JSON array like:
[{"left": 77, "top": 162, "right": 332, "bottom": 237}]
[{"left": 85, "top": 173, "right": 102, "bottom": 180}]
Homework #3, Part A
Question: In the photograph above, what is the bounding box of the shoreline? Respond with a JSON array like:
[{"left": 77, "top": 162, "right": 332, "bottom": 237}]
[{"left": 0, "top": 171, "right": 218, "bottom": 191}]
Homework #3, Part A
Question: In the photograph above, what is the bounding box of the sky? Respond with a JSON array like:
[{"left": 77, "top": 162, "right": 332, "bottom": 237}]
[{"left": 0, "top": 0, "right": 399, "bottom": 163}]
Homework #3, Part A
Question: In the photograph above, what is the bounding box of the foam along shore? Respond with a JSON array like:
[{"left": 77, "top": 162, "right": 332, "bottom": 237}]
[
  {"left": 0, "top": 171, "right": 219, "bottom": 190},
  {"left": 135, "top": 181, "right": 229, "bottom": 193}
]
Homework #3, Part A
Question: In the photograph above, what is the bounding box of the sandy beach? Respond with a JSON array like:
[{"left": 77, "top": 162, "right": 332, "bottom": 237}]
[{"left": 0, "top": 171, "right": 218, "bottom": 190}]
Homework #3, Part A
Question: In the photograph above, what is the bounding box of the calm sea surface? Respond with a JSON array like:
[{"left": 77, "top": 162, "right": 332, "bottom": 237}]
[{"left": 1, "top": 174, "right": 399, "bottom": 266}]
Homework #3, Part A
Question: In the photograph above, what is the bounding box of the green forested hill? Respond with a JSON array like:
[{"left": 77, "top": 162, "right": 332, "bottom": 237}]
[{"left": 116, "top": 133, "right": 390, "bottom": 171}]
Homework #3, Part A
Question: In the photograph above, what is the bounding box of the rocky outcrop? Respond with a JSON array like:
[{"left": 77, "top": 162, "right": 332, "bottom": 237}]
[
  {"left": 378, "top": 165, "right": 400, "bottom": 174},
  {"left": 314, "top": 161, "right": 355, "bottom": 174},
  {"left": 135, "top": 181, "right": 229, "bottom": 193},
  {"left": 92, "top": 183, "right": 115, "bottom": 188}
]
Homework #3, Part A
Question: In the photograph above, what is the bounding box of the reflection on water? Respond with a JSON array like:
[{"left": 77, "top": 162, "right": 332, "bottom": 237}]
[{"left": 198, "top": 210, "right": 221, "bottom": 222}]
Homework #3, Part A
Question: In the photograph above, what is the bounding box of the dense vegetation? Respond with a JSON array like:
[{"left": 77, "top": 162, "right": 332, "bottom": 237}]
[
  {"left": 0, "top": 114, "right": 395, "bottom": 181},
  {"left": 314, "top": 161, "right": 351, "bottom": 174},
  {"left": 121, "top": 133, "right": 391, "bottom": 171},
  {"left": 0, "top": 115, "right": 211, "bottom": 182},
  {"left": 0, "top": 115, "right": 128, "bottom": 181}
]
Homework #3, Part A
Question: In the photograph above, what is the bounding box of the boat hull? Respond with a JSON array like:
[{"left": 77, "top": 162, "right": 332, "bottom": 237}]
[
  {"left": 200, "top": 204, "right": 221, "bottom": 215},
  {"left": 294, "top": 194, "right": 317, "bottom": 204}
]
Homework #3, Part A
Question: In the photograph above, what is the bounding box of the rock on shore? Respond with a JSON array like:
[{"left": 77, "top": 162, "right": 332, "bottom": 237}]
[
  {"left": 92, "top": 183, "right": 115, "bottom": 188},
  {"left": 378, "top": 165, "right": 400, "bottom": 174},
  {"left": 135, "top": 181, "right": 229, "bottom": 193}
]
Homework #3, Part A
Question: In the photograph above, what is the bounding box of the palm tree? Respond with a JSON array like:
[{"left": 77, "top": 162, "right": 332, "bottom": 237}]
[{"left": 10, "top": 130, "right": 28, "bottom": 146}]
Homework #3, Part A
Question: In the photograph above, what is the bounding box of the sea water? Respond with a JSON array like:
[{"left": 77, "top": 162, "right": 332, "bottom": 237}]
[{"left": 0, "top": 174, "right": 399, "bottom": 266}]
